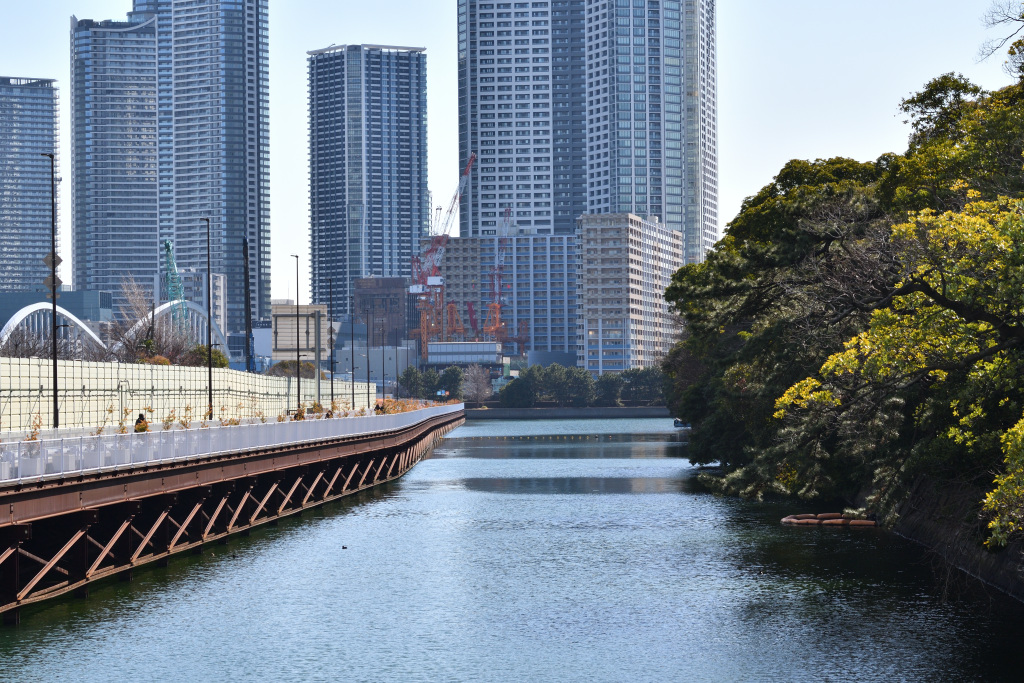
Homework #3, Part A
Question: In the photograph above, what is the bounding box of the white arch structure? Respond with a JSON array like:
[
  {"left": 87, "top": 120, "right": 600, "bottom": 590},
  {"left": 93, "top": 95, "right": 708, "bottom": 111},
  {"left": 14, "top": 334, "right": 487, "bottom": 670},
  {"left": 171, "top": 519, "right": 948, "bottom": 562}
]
[
  {"left": 113, "top": 300, "right": 229, "bottom": 354},
  {"left": 0, "top": 303, "right": 106, "bottom": 348},
  {"left": 1, "top": 300, "right": 228, "bottom": 355}
]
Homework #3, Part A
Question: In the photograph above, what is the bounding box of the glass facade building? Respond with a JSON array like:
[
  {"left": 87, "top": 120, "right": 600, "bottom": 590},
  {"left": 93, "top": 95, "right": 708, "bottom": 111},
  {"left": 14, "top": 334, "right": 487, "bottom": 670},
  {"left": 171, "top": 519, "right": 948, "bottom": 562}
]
[
  {"left": 457, "top": 0, "right": 716, "bottom": 261},
  {"left": 0, "top": 77, "right": 59, "bottom": 294},
  {"left": 71, "top": 1, "right": 270, "bottom": 332},
  {"left": 308, "top": 45, "right": 428, "bottom": 318},
  {"left": 71, "top": 15, "right": 159, "bottom": 311}
]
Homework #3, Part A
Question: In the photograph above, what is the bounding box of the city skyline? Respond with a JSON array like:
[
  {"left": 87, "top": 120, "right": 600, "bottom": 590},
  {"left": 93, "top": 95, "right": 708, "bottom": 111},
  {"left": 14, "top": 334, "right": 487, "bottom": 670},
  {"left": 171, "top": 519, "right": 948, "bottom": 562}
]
[
  {"left": 0, "top": 0, "right": 1012, "bottom": 301},
  {"left": 71, "top": 0, "right": 270, "bottom": 333}
]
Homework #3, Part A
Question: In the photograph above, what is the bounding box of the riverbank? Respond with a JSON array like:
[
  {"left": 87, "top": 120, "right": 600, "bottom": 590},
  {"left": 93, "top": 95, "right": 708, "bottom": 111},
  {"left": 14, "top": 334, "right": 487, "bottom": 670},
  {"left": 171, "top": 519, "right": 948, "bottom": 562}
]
[
  {"left": 465, "top": 406, "right": 670, "bottom": 420},
  {"left": 894, "top": 477, "right": 1024, "bottom": 602}
]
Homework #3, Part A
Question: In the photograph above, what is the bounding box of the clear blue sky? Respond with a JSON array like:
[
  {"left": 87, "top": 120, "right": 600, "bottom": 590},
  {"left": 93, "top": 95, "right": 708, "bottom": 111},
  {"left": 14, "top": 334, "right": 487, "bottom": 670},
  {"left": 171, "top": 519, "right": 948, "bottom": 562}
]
[{"left": 0, "top": 0, "right": 1013, "bottom": 299}]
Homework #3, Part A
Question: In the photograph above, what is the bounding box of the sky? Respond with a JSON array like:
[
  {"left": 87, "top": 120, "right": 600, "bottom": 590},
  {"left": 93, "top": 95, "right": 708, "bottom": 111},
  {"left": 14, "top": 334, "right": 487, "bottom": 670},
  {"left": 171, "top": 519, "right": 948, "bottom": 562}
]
[{"left": 0, "top": 0, "right": 1014, "bottom": 300}]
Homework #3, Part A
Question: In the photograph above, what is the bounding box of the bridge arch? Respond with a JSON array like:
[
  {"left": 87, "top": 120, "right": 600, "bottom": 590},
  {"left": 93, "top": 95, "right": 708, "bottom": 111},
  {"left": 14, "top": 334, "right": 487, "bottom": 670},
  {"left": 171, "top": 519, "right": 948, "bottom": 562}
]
[
  {"left": 0, "top": 303, "right": 106, "bottom": 348},
  {"left": 113, "top": 300, "right": 229, "bottom": 355}
]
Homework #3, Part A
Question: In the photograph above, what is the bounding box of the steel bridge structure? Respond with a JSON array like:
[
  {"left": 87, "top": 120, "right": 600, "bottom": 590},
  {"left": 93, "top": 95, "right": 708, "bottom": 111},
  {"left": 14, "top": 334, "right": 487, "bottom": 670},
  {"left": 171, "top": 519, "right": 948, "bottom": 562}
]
[{"left": 0, "top": 404, "right": 463, "bottom": 624}]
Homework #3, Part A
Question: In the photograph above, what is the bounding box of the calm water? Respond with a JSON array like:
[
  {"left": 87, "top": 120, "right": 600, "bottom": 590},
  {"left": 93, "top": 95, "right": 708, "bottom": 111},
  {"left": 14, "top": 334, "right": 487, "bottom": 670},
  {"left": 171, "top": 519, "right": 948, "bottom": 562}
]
[{"left": 2, "top": 418, "right": 1023, "bottom": 682}]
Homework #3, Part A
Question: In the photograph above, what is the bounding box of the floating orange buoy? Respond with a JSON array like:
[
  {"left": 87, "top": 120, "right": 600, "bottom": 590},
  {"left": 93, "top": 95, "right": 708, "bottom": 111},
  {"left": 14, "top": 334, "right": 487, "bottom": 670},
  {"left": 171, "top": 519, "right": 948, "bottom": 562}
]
[
  {"left": 816, "top": 512, "right": 843, "bottom": 520},
  {"left": 849, "top": 520, "right": 877, "bottom": 527},
  {"left": 792, "top": 513, "right": 817, "bottom": 520},
  {"left": 821, "top": 518, "right": 849, "bottom": 526}
]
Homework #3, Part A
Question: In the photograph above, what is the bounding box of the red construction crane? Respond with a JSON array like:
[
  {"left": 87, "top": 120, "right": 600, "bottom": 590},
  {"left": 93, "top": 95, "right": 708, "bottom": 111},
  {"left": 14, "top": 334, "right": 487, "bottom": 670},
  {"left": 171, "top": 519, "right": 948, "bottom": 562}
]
[{"left": 410, "top": 153, "right": 476, "bottom": 358}]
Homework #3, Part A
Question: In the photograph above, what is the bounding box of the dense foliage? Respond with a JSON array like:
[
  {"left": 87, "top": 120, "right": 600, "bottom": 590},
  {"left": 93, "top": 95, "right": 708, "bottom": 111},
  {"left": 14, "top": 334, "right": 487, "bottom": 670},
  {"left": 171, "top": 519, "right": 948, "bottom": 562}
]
[
  {"left": 398, "top": 366, "right": 464, "bottom": 400},
  {"left": 499, "top": 364, "right": 665, "bottom": 408},
  {"left": 664, "top": 73, "right": 1024, "bottom": 544}
]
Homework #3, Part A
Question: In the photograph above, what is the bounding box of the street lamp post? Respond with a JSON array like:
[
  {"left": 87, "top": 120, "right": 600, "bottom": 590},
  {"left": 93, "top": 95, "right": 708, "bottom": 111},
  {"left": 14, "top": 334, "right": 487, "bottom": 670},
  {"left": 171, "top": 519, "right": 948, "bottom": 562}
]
[
  {"left": 291, "top": 254, "right": 301, "bottom": 414},
  {"left": 202, "top": 217, "right": 213, "bottom": 421},
  {"left": 365, "top": 301, "right": 371, "bottom": 410},
  {"left": 42, "top": 153, "right": 58, "bottom": 429},
  {"left": 381, "top": 298, "right": 388, "bottom": 400},
  {"left": 328, "top": 277, "right": 335, "bottom": 410},
  {"left": 349, "top": 295, "right": 355, "bottom": 410}
]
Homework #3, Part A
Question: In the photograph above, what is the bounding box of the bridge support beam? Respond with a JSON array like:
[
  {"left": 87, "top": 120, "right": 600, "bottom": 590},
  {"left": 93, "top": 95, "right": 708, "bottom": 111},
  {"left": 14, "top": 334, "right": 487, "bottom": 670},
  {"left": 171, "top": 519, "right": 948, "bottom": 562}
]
[{"left": 0, "top": 409, "right": 463, "bottom": 620}]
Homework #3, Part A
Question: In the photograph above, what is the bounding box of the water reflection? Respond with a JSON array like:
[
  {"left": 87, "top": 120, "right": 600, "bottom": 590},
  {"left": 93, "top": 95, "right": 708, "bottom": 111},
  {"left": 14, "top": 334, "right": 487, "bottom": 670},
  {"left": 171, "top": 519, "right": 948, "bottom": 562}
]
[
  {"left": 435, "top": 441, "right": 683, "bottom": 460},
  {"left": 4, "top": 418, "right": 1024, "bottom": 682},
  {"left": 457, "top": 476, "right": 690, "bottom": 495}
]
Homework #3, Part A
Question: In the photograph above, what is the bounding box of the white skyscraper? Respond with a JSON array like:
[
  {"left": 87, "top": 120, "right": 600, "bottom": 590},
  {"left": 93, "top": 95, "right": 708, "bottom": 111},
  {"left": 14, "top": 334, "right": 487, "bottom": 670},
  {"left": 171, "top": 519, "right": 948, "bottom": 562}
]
[{"left": 458, "top": 0, "right": 717, "bottom": 262}]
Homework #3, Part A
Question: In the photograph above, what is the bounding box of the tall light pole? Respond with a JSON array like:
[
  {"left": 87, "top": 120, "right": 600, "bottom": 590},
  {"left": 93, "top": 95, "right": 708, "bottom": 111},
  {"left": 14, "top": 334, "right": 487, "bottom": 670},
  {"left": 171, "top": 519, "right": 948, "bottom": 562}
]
[
  {"left": 349, "top": 295, "right": 355, "bottom": 410},
  {"left": 328, "top": 278, "right": 335, "bottom": 410},
  {"left": 381, "top": 298, "right": 388, "bottom": 400},
  {"left": 291, "top": 254, "right": 301, "bottom": 413},
  {"left": 42, "top": 153, "right": 58, "bottom": 429},
  {"left": 203, "top": 217, "right": 213, "bottom": 420},
  {"left": 365, "top": 300, "right": 371, "bottom": 409}
]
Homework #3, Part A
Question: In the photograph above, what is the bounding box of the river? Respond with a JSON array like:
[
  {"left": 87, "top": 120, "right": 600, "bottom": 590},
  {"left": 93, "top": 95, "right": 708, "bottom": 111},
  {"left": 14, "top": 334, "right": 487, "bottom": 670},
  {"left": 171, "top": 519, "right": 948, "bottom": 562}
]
[{"left": 1, "top": 418, "right": 1023, "bottom": 681}]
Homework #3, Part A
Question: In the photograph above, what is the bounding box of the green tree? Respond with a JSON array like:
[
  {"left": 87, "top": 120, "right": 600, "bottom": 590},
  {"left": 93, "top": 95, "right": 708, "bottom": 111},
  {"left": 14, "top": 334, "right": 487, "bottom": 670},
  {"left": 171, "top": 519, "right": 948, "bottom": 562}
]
[
  {"left": 594, "top": 373, "right": 624, "bottom": 407},
  {"left": 499, "top": 377, "right": 537, "bottom": 408},
  {"left": 439, "top": 366, "right": 465, "bottom": 400},
  {"left": 182, "top": 344, "right": 229, "bottom": 368},
  {"left": 564, "top": 366, "right": 596, "bottom": 407},
  {"left": 620, "top": 367, "right": 666, "bottom": 405},
  {"left": 420, "top": 368, "right": 441, "bottom": 399},
  {"left": 398, "top": 366, "right": 423, "bottom": 398},
  {"left": 545, "top": 364, "right": 570, "bottom": 405}
]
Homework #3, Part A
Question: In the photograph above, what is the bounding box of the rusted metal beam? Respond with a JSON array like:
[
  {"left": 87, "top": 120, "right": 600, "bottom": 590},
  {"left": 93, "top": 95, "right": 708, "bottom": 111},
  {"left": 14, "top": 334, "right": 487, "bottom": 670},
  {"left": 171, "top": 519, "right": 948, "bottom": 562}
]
[
  {"left": 358, "top": 460, "right": 375, "bottom": 488},
  {"left": 18, "top": 548, "right": 67, "bottom": 576},
  {"left": 168, "top": 500, "right": 205, "bottom": 551},
  {"left": 319, "top": 467, "right": 343, "bottom": 500},
  {"left": 301, "top": 470, "right": 326, "bottom": 507},
  {"left": 130, "top": 510, "right": 170, "bottom": 564},
  {"left": 202, "top": 495, "right": 231, "bottom": 540},
  {"left": 386, "top": 453, "right": 400, "bottom": 479},
  {"left": 340, "top": 463, "right": 360, "bottom": 493},
  {"left": 276, "top": 475, "right": 304, "bottom": 516},
  {"left": 87, "top": 517, "right": 134, "bottom": 578},
  {"left": 226, "top": 484, "right": 255, "bottom": 532},
  {"left": 372, "top": 459, "right": 388, "bottom": 483},
  {"left": 247, "top": 482, "right": 280, "bottom": 526},
  {"left": 18, "top": 525, "right": 90, "bottom": 601}
]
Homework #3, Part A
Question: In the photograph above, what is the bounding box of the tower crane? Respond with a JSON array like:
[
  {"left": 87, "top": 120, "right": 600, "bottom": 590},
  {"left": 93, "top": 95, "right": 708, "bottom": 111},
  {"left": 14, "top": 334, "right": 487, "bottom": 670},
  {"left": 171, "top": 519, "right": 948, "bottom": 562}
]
[
  {"left": 162, "top": 240, "right": 188, "bottom": 332},
  {"left": 410, "top": 153, "right": 476, "bottom": 358}
]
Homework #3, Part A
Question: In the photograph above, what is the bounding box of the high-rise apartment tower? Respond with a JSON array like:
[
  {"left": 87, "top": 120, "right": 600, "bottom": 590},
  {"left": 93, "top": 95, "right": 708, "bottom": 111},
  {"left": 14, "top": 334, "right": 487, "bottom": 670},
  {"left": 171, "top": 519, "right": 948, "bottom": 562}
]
[
  {"left": 0, "top": 77, "right": 59, "bottom": 294},
  {"left": 71, "top": 0, "right": 270, "bottom": 331},
  {"left": 458, "top": 0, "right": 716, "bottom": 261},
  {"left": 308, "top": 45, "right": 429, "bottom": 318}
]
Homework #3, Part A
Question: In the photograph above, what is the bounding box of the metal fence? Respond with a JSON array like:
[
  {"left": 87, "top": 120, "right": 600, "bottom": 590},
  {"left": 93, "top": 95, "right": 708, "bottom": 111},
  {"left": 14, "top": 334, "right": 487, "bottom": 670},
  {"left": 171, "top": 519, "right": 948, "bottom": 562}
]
[{"left": 0, "top": 404, "right": 462, "bottom": 486}]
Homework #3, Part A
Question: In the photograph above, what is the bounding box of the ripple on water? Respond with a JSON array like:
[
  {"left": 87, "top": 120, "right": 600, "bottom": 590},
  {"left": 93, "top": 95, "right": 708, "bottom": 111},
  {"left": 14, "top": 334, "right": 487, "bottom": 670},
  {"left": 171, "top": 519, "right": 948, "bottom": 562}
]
[{"left": 1, "top": 420, "right": 1023, "bottom": 682}]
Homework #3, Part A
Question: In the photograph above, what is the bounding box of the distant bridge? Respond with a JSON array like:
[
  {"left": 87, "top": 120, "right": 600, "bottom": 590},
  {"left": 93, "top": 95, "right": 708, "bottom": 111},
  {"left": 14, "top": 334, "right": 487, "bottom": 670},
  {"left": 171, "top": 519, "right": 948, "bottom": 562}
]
[{"left": 0, "top": 404, "right": 463, "bottom": 624}]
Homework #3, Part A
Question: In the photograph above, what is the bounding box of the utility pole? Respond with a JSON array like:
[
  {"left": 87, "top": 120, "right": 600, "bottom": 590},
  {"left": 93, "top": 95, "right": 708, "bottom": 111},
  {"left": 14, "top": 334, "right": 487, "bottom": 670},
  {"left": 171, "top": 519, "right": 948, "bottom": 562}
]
[
  {"left": 41, "top": 153, "right": 58, "bottom": 429},
  {"left": 329, "top": 278, "right": 335, "bottom": 410},
  {"left": 203, "top": 217, "right": 213, "bottom": 420},
  {"left": 291, "top": 254, "right": 301, "bottom": 413}
]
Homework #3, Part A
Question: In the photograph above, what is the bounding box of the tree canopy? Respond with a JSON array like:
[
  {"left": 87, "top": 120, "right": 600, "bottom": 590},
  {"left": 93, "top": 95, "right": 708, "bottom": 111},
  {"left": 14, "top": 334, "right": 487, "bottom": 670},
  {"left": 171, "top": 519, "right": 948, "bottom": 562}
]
[{"left": 663, "top": 72, "right": 1024, "bottom": 544}]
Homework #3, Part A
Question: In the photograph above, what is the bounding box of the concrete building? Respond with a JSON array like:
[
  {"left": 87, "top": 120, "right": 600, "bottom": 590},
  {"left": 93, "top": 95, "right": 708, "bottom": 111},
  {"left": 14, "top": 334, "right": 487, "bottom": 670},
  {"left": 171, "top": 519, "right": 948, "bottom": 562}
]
[
  {"left": 576, "top": 213, "right": 680, "bottom": 374},
  {"left": 439, "top": 230, "right": 578, "bottom": 365},
  {"left": 0, "top": 77, "right": 59, "bottom": 295},
  {"left": 308, "top": 45, "right": 429, "bottom": 318},
  {"left": 71, "top": 1, "right": 270, "bottom": 332},
  {"left": 178, "top": 269, "right": 228, "bottom": 337},
  {"left": 457, "top": 0, "right": 717, "bottom": 261}
]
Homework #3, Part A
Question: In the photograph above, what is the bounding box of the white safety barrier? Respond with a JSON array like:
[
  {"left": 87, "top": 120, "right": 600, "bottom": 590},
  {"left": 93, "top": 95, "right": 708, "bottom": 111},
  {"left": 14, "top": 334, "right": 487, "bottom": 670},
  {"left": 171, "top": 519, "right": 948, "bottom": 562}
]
[{"left": 0, "top": 404, "right": 462, "bottom": 486}]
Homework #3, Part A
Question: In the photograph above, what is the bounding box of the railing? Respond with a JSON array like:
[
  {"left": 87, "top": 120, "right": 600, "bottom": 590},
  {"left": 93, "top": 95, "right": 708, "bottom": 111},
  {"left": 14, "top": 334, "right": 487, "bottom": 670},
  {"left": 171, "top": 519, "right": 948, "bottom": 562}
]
[{"left": 0, "top": 404, "right": 463, "bottom": 486}]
